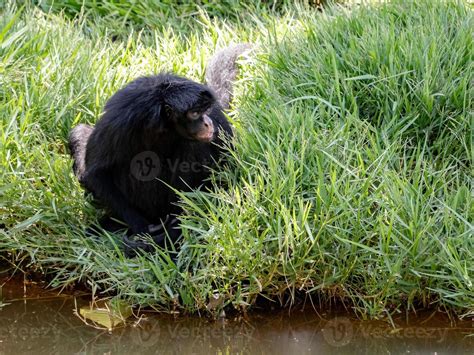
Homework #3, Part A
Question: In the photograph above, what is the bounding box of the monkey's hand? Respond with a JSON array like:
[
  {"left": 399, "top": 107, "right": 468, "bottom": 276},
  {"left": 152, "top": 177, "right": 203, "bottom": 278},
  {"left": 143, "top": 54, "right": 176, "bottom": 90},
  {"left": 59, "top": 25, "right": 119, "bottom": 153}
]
[
  {"left": 123, "top": 217, "right": 181, "bottom": 257},
  {"left": 148, "top": 223, "right": 165, "bottom": 234}
]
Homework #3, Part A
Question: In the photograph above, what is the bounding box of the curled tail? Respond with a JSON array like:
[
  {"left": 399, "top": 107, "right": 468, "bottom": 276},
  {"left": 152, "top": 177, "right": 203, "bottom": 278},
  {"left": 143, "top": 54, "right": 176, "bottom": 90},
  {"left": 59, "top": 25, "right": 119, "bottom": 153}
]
[
  {"left": 68, "top": 123, "right": 93, "bottom": 183},
  {"left": 205, "top": 43, "right": 253, "bottom": 110}
]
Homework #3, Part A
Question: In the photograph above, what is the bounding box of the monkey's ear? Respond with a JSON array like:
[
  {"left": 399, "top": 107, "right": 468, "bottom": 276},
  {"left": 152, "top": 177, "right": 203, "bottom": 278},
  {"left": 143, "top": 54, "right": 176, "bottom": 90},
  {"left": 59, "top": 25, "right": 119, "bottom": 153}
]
[
  {"left": 163, "top": 104, "right": 177, "bottom": 122},
  {"left": 151, "top": 102, "right": 161, "bottom": 118},
  {"left": 144, "top": 102, "right": 166, "bottom": 130}
]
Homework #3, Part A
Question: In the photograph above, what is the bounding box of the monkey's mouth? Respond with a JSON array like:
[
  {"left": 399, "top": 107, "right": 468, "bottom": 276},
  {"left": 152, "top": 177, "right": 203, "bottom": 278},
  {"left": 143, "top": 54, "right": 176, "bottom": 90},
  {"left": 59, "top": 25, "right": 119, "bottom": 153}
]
[{"left": 195, "top": 131, "right": 215, "bottom": 142}]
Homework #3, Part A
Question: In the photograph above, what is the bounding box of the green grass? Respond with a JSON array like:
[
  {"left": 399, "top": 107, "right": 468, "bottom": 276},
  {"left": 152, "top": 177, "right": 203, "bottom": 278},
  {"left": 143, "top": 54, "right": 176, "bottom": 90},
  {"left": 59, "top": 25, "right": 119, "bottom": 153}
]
[
  {"left": 1, "top": 0, "right": 473, "bottom": 319},
  {"left": 31, "top": 0, "right": 324, "bottom": 34}
]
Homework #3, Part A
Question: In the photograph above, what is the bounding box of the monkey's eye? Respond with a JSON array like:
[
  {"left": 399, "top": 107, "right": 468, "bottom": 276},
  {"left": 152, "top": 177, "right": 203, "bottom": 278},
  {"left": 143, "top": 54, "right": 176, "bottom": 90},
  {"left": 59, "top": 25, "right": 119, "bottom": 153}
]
[{"left": 187, "top": 111, "right": 200, "bottom": 120}]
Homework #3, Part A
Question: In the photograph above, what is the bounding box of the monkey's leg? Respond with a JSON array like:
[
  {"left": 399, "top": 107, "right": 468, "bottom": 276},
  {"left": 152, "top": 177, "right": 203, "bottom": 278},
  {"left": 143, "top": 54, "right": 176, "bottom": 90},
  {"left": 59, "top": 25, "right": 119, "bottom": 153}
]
[
  {"left": 98, "top": 216, "right": 128, "bottom": 233},
  {"left": 84, "top": 215, "right": 128, "bottom": 239},
  {"left": 83, "top": 168, "right": 151, "bottom": 234}
]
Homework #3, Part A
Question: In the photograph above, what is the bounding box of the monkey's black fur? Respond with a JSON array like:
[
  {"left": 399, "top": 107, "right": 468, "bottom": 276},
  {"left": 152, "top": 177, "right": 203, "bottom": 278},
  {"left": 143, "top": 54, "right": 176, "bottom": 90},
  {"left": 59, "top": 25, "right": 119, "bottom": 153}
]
[
  {"left": 69, "top": 73, "right": 232, "bottom": 255},
  {"left": 69, "top": 44, "right": 251, "bottom": 256}
]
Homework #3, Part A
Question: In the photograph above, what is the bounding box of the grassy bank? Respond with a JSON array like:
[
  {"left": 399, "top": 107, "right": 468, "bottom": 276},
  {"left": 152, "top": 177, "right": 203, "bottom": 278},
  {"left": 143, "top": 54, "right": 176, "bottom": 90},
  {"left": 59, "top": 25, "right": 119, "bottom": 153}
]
[{"left": 1, "top": 0, "right": 473, "bottom": 319}]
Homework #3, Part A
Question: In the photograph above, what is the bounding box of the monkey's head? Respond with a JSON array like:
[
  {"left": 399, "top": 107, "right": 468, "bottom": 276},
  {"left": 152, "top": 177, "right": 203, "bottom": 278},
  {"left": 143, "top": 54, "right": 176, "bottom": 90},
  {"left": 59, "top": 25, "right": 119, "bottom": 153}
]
[{"left": 163, "top": 79, "right": 218, "bottom": 143}]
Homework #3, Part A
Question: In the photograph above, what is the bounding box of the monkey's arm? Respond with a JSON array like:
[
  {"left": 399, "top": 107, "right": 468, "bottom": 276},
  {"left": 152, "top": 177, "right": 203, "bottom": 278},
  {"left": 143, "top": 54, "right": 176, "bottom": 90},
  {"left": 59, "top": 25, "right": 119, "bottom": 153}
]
[
  {"left": 80, "top": 78, "right": 169, "bottom": 234},
  {"left": 82, "top": 118, "right": 153, "bottom": 234}
]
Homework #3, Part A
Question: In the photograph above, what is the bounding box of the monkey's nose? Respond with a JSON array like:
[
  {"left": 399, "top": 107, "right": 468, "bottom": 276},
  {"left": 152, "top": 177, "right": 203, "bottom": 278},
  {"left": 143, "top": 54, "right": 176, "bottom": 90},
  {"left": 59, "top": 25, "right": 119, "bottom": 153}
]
[{"left": 203, "top": 114, "right": 212, "bottom": 128}]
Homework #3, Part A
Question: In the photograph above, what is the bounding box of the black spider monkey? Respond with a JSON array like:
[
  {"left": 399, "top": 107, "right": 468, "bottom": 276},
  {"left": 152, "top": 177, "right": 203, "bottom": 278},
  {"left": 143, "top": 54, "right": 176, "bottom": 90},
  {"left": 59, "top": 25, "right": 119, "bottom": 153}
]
[{"left": 68, "top": 44, "right": 251, "bottom": 256}]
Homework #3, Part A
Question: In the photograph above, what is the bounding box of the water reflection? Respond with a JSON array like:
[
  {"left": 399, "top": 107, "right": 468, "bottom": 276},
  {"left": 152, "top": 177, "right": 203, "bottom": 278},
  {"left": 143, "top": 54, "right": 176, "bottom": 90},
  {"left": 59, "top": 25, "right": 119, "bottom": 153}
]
[{"left": 0, "top": 283, "right": 472, "bottom": 354}]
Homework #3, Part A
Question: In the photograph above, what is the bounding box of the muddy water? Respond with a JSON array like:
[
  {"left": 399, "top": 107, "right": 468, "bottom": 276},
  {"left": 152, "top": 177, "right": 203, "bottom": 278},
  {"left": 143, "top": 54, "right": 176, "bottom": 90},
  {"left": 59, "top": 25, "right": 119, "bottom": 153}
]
[{"left": 0, "top": 279, "right": 472, "bottom": 354}]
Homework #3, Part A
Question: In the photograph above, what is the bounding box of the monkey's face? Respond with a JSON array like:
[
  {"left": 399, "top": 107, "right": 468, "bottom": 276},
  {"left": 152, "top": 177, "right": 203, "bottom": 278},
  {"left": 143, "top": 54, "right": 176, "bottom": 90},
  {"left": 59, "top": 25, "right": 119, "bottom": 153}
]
[
  {"left": 162, "top": 81, "right": 218, "bottom": 142},
  {"left": 171, "top": 108, "right": 216, "bottom": 143}
]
